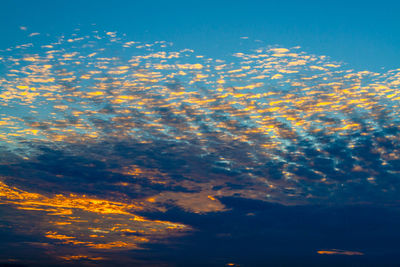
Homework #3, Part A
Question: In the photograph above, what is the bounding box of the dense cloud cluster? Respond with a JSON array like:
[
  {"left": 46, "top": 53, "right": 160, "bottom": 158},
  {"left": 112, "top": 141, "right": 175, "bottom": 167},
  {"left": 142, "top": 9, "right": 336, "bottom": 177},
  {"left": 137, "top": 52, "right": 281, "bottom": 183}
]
[{"left": 1, "top": 31, "right": 400, "bottom": 262}]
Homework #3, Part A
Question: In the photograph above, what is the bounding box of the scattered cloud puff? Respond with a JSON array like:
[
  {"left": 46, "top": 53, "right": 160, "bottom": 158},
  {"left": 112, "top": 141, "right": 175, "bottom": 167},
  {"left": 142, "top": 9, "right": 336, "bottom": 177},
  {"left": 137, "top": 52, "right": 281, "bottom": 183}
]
[{"left": 29, "top": 32, "right": 40, "bottom": 37}]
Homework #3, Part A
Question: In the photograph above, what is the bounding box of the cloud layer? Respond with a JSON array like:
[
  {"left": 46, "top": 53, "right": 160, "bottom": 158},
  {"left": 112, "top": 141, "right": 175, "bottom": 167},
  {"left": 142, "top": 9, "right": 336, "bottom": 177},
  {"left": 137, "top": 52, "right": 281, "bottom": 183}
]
[{"left": 1, "top": 31, "right": 400, "bottom": 264}]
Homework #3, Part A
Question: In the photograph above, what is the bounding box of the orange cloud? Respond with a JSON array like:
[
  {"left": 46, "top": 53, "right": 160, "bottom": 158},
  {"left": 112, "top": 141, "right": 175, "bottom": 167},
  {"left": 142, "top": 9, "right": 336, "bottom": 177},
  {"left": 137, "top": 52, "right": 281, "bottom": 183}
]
[{"left": 317, "top": 249, "right": 364, "bottom": 256}]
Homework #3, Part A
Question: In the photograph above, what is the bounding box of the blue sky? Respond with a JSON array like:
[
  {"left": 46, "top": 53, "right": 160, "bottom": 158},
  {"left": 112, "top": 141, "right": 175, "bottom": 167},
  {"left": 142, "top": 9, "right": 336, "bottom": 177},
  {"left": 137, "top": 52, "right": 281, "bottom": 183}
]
[{"left": 1, "top": 0, "right": 400, "bottom": 71}]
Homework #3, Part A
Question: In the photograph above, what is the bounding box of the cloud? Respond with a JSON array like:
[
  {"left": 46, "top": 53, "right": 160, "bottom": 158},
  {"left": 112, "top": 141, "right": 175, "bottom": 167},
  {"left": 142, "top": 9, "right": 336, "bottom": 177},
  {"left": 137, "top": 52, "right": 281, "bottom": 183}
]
[
  {"left": 317, "top": 249, "right": 364, "bottom": 256},
  {"left": 29, "top": 33, "right": 40, "bottom": 37},
  {"left": 1, "top": 30, "right": 400, "bottom": 263}
]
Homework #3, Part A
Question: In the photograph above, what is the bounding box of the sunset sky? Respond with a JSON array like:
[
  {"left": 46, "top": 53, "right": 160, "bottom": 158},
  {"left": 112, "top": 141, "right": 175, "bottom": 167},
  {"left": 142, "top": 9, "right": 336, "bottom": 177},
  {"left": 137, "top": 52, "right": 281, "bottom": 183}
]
[{"left": 1, "top": 1, "right": 400, "bottom": 266}]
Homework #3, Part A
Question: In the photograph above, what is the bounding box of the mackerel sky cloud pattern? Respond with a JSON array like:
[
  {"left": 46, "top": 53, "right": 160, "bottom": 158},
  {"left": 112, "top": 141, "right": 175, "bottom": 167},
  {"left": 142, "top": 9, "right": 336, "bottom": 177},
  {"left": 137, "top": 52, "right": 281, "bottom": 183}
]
[{"left": 1, "top": 30, "right": 400, "bottom": 265}]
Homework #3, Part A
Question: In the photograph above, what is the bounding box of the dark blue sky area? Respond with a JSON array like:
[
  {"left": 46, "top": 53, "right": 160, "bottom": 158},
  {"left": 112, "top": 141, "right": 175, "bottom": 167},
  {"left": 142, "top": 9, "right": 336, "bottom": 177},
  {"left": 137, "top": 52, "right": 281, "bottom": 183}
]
[{"left": 1, "top": 0, "right": 400, "bottom": 71}]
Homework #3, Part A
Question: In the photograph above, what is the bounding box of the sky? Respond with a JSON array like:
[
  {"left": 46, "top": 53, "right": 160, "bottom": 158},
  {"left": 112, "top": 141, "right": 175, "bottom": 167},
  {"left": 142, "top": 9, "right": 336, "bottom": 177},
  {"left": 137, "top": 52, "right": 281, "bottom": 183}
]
[
  {"left": 1, "top": 0, "right": 400, "bottom": 71},
  {"left": 1, "top": 1, "right": 400, "bottom": 266}
]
